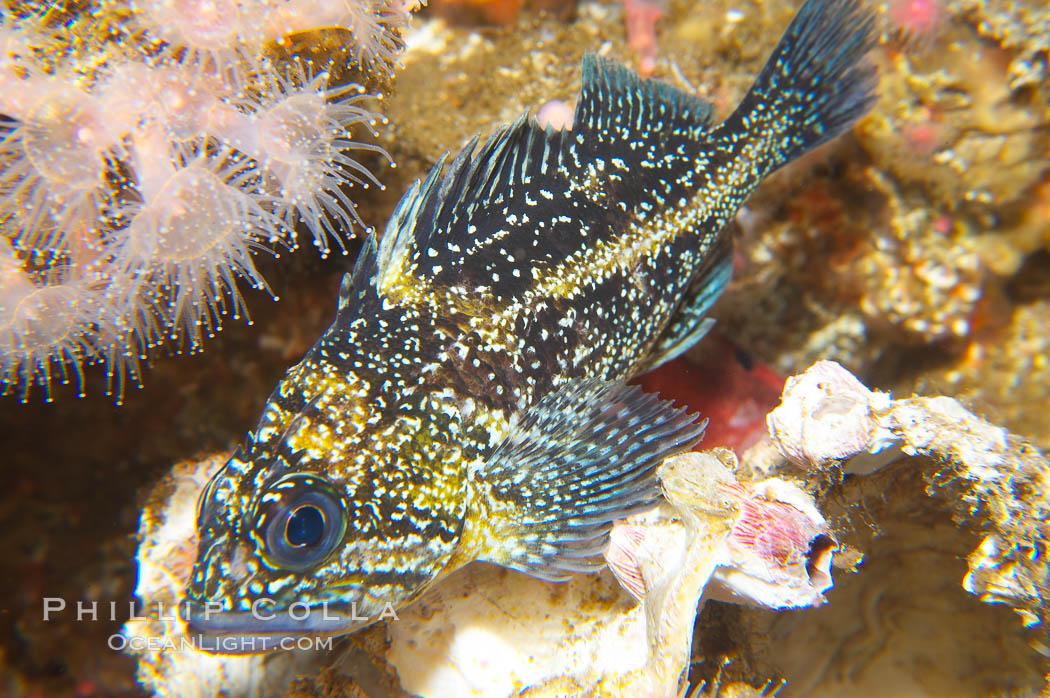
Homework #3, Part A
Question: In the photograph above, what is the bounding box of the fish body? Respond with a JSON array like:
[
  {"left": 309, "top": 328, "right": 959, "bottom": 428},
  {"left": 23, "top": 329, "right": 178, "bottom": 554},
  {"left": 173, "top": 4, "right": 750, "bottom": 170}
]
[{"left": 186, "top": 0, "right": 876, "bottom": 652}]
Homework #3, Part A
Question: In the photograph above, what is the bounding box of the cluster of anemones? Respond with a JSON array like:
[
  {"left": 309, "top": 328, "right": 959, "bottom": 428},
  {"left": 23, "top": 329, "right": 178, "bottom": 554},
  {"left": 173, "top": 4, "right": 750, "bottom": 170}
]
[{"left": 0, "top": 1, "right": 412, "bottom": 402}]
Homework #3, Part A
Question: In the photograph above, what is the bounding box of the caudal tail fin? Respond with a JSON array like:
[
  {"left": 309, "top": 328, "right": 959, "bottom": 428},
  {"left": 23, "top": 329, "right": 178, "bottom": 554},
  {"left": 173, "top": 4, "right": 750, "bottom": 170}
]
[{"left": 725, "top": 0, "right": 878, "bottom": 173}]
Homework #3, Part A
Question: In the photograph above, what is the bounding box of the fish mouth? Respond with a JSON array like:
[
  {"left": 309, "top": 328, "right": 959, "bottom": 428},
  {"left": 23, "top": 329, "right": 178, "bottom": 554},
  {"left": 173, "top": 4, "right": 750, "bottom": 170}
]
[{"left": 181, "top": 599, "right": 361, "bottom": 655}]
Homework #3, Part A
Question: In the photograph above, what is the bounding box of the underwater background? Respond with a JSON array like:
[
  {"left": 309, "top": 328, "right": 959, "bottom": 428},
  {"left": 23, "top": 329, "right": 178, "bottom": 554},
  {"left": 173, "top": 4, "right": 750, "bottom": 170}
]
[{"left": 1, "top": 0, "right": 1048, "bottom": 695}]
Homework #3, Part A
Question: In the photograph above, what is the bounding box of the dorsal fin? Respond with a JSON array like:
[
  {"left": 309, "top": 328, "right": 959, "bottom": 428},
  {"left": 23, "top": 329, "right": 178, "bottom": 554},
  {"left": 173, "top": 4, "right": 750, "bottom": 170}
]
[
  {"left": 371, "top": 54, "right": 715, "bottom": 293},
  {"left": 574, "top": 53, "right": 714, "bottom": 149},
  {"left": 373, "top": 114, "right": 561, "bottom": 288},
  {"left": 335, "top": 230, "right": 379, "bottom": 323},
  {"left": 373, "top": 154, "right": 446, "bottom": 290}
]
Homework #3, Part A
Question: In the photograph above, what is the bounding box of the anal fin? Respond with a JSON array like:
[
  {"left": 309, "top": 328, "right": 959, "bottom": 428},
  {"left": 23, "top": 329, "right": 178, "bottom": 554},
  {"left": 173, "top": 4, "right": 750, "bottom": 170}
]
[
  {"left": 474, "top": 378, "right": 706, "bottom": 581},
  {"left": 638, "top": 238, "right": 733, "bottom": 374}
]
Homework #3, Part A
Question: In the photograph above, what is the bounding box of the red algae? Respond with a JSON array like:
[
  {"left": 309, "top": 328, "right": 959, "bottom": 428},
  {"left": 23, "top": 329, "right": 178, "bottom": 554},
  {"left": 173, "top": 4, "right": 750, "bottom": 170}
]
[{"left": 635, "top": 336, "right": 786, "bottom": 454}]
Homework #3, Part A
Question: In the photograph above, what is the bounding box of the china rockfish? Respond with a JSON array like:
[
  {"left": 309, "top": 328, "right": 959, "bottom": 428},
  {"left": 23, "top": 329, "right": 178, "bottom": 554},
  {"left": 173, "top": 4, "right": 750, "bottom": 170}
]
[{"left": 186, "top": 0, "right": 876, "bottom": 652}]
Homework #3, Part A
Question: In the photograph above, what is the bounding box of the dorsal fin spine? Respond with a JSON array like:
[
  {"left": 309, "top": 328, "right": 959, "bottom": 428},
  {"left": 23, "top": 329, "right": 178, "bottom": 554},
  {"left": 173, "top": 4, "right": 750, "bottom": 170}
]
[
  {"left": 574, "top": 53, "right": 714, "bottom": 148},
  {"left": 369, "top": 54, "right": 715, "bottom": 286}
]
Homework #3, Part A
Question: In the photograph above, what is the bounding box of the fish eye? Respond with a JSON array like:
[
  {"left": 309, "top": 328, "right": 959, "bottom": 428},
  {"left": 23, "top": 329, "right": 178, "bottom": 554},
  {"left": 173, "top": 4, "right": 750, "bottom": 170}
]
[
  {"left": 255, "top": 474, "right": 346, "bottom": 571},
  {"left": 286, "top": 504, "right": 325, "bottom": 546}
]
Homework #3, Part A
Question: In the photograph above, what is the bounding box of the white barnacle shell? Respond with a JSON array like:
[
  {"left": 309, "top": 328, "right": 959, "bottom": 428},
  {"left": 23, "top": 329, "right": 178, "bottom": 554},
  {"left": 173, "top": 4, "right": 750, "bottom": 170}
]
[
  {"left": 767, "top": 360, "right": 895, "bottom": 469},
  {"left": 706, "top": 477, "right": 835, "bottom": 609}
]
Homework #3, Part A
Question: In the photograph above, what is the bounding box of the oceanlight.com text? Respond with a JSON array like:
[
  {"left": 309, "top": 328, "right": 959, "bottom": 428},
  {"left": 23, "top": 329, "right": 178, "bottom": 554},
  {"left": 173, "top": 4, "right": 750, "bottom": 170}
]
[{"left": 108, "top": 633, "right": 335, "bottom": 653}]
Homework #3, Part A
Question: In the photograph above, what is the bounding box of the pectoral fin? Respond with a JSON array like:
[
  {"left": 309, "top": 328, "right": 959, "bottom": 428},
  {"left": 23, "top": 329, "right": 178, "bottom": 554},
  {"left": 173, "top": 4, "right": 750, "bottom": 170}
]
[{"left": 474, "top": 378, "right": 706, "bottom": 581}]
